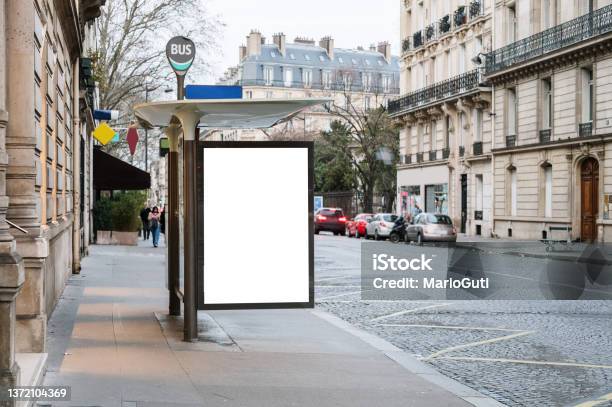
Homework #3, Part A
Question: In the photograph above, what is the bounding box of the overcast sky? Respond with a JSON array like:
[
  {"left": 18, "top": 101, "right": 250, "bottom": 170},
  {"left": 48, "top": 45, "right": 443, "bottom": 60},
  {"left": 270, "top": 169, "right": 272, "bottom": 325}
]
[{"left": 203, "top": 0, "right": 400, "bottom": 83}]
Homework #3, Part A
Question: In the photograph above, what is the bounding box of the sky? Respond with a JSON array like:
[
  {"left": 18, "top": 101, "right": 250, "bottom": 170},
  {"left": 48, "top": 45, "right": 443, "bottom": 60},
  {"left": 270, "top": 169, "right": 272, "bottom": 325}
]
[{"left": 203, "top": 0, "right": 400, "bottom": 83}]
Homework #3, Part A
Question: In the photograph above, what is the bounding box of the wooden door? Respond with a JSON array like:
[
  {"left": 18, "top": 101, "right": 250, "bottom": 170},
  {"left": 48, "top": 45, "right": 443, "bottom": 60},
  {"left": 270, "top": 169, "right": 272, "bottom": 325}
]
[{"left": 581, "top": 158, "right": 599, "bottom": 241}]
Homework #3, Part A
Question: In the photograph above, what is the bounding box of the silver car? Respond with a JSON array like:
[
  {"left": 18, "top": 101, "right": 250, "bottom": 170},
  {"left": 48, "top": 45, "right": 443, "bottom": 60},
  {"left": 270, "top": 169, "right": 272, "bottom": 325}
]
[
  {"left": 405, "top": 213, "right": 457, "bottom": 244},
  {"left": 365, "top": 213, "right": 398, "bottom": 240}
]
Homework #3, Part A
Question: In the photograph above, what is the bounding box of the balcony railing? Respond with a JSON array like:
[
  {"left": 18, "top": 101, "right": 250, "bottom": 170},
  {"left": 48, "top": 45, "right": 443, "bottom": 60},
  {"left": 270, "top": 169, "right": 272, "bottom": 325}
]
[
  {"left": 429, "top": 150, "right": 437, "bottom": 161},
  {"left": 539, "top": 129, "right": 551, "bottom": 143},
  {"left": 454, "top": 6, "right": 467, "bottom": 27},
  {"left": 402, "top": 37, "right": 411, "bottom": 53},
  {"left": 442, "top": 147, "right": 450, "bottom": 159},
  {"left": 439, "top": 15, "right": 451, "bottom": 34},
  {"left": 473, "top": 141, "right": 483, "bottom": 155},
  {"left": 416, "top": 152, "right": 424, "bottom": 163},
  {"left": 579, "top": 122, "right": 593, "bottom": 138},
  {"left": 485, "top": 4, "right": 612, "bottom": 74},
  {"left": 506, "top": 134, "right": 517, "bottom": 147},
  {"left": 238, "top": 79, "right": 399, "bottom": 95},
  {"left": 402, "top": 154, "right": 411, "bottom": 164},
  {"left": 469, "top": 1, "right": 483, "bottom": 19},
  {"left": 459, "top": 146, "right": 465, "bottom": 157},
  {"left": 413, "top": 31, "right": 423, "bottom": 48},
  {"left": 389, "top": 69, "right": 482, "bottom": 115}
]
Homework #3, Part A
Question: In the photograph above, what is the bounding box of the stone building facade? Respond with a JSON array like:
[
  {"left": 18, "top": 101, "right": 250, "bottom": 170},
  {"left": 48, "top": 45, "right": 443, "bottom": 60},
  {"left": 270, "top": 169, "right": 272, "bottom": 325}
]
[
  {"left": 486, "top": 0, "right": 612, "bottom": 241},
  {"left": 392, "top": 0, "right": 494, "bottom": 236},
  {"left": 217, "top": 31, "right": 400, "bottom": 140},
  {"left": 0, "top": 0, "right": 101, "bottom": 393}
]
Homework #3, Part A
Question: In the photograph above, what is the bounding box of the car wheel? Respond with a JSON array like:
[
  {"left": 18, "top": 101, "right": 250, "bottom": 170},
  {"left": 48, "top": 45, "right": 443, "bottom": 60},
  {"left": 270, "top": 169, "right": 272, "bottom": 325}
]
[
  {"left": 389, "top": 233, "right": 400, "bottom": 243},
  {"left": 416, "top": 233, "right": 423, "bottom": 245}
]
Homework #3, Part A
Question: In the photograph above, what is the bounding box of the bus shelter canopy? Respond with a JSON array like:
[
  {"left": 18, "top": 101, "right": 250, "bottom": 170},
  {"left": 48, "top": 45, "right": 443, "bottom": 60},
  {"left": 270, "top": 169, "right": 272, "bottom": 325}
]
[{"left": 133, "top": 98, "right": 329, "bottom": 130}]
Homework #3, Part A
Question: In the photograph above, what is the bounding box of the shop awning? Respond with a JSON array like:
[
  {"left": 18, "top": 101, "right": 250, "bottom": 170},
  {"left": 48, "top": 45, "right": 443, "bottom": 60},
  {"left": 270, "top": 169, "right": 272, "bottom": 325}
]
[{"left": 93, "top": 147, "right": 150, "bottom": 190}]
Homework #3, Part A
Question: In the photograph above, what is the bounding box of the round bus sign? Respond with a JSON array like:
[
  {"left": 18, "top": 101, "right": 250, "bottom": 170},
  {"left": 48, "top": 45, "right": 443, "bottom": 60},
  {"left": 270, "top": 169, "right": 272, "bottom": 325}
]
[{"left": 166, "top": 36, "right": 195, "bottom": 76}]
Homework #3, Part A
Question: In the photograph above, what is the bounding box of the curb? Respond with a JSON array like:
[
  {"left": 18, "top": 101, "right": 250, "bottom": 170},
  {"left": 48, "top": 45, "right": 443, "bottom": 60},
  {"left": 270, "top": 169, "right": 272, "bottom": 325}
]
[{"left": 311, "top": 309, "right": 507, "bottom": 407}]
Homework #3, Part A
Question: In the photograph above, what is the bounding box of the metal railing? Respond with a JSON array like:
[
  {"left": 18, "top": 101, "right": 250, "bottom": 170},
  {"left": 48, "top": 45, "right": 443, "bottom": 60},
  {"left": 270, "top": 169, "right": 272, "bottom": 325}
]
[
  {"left": 403, "top": 2, "right": 484, "bottom": 54},
  {"left": 388, "top": 69, "right": 482, "bottom": 115},
  {"left": 473, "top": 141, "right": 483, "bottom": 155},
  {"left": 539, "top": 129, "right": 552, "bottom": 143},
  {"left": 506, "top": 134, "right": 517, "bottom": 147},
  {"left": 429, "top": 150, "right": 437, "bottom": 161},
  {"left": 485, "top": 4, "right": 612, "bottom": 74},
  {"left": 459, "top": 146, "right": 465, "bottom": 157},
  {"left": 238, "top": 78, "right": 399, "bottom": 95},
  {"left": 442, "top": 147, "right": 450, "bottom": 159},
  {"left": 579, "top": 122, "right": 593, "bottom": 138},
  {"left": 416, "top": 152, "right": 424, "bottom": 163}
]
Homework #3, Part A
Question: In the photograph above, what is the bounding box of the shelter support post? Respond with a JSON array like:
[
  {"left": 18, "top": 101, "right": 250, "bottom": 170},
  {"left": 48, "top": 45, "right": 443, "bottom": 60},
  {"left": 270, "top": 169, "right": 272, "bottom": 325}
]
[
  {"left": 165, "top": 124, "right": 181, "bottom": 316},
  {"left": 175, "top": 110, "right": 201, "bottom": 342}
]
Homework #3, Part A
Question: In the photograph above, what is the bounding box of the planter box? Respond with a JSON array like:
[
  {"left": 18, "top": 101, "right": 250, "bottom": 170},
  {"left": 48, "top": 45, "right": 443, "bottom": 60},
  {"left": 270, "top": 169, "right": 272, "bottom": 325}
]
[{"left": 96, "top": 230, "right": 139, "bottom": 246}]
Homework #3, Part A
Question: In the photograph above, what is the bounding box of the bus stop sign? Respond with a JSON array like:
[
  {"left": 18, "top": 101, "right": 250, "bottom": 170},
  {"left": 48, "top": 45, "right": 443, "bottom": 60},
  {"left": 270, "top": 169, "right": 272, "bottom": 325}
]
[{"left": 166, "top": 36, "right": 195, "bottom": 76}]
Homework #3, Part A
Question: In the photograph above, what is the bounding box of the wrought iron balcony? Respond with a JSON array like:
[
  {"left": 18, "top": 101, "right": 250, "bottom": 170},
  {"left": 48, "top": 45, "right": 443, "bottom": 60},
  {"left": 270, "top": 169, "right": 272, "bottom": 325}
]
[
  {"left": 459, "top": 146, "right": 465, "bottom": 157},
  {"left": 469, "top": 1, "right": 483, "bottom": 19},
  {"left": 388, "top": 69, "right": 482, "bottom": 116},
  {"left": 425, "top": 23, "right": 437, "bottom": 42},
  {"left": 472, "top": 141, "right": 483, "bottom": 155},
  {"left": 579, "top": 122, "right": 593, "bottom": 138},
  {"left": 413, "top": 31, "right": 423, "bottom": 48},
  {"left": 506, "top": 134, "right": 517, "bottom": 147},
  {"left": 454, "top": 6, "right": 467, "bottom": 27},
  {"left": 539, "top": 129, "right": 551, "bottom": 143},
  {"left": 429, "top": 150, "right": 437, "bottom": 161},
  {"left": 439, "top": 15, "right": 451, "bottom": 34},
  {"left": 442, "top": 147, "right": 450, "bottom": 159},
  {"left": 402, "top": 154, "right": 412, "bottom": 164},
  {"left": 402, "top": 37, "right": 411, "bottom": 54},
  {"left": 485, "top": 4, "right": 612, "bottom": 75},
  {"left": 416, "top": 152, "right": 424, "bottom": 163}
]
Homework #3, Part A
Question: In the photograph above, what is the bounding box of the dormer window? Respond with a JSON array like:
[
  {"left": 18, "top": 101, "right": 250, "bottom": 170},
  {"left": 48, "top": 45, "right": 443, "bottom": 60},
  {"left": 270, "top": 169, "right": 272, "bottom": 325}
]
[
  {"left": 338, "top": 57, "right": 344, "bottom": 64},
  {"left": 352, "top": 58, "right": 358, "bottom": 65},
  {"left": 270, "top": 51, "right": 277, "bottom": 58},
  {"left": 319, "top": 55, "right": 326, "bottom": 62},
  {"left": 290, "top": 53, "right": 296, "bottom": 60},
  {"left": 304, "top": 54, "right": 311, "bottom": 61},
  {"left": 365, "top": 60, "right": 371, "bottom": 66}
]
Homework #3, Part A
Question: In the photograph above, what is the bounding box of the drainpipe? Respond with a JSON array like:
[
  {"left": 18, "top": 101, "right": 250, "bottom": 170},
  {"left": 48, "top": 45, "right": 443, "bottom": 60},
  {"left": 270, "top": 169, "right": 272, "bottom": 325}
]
[{"left": 72, "top": 59, "right": 81, "bottom": 273}]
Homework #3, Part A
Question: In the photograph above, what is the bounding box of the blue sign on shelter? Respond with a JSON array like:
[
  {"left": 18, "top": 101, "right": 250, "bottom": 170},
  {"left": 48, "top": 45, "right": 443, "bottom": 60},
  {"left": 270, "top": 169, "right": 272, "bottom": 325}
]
[{"left": 185, "top": 85, "right": 243, "bottom": 100}]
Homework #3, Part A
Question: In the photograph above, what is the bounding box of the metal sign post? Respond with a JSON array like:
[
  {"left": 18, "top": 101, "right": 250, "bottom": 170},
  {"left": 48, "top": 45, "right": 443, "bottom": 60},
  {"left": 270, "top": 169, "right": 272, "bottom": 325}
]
[{"left": 165, "top": 37, "right": 196, "bottom": 323}]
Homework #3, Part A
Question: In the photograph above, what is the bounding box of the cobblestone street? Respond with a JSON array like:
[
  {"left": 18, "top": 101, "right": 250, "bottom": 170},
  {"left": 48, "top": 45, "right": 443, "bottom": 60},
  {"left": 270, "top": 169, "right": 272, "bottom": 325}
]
[{"left": 314, "top": 234, "right": 612, "bottom": 407}]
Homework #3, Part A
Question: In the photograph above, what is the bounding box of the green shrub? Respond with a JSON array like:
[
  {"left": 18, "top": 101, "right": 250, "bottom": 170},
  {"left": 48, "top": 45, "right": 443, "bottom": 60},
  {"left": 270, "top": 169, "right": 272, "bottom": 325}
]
[{"left": 93, "top": 191, "right": 147, "bottom": 232}]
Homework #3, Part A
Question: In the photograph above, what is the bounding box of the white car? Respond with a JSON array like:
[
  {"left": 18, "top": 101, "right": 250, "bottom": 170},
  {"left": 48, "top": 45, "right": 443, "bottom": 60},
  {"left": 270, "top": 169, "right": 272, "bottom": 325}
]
[{"left": 366, "top": 213, "right": 399, "bottom": 240}]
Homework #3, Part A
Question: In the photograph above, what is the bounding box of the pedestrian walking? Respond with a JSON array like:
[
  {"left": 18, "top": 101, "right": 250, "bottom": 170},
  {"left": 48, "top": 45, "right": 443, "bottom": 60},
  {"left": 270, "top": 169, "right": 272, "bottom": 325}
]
[
  {"left": 149, "top": 206, "right": 161, "bottom": 248},
  {"left": 160, "top": 205, "right": 166, "bottom": 244},
  {"left": 140, "top": 206, "right": 151, "bottom": 240}
]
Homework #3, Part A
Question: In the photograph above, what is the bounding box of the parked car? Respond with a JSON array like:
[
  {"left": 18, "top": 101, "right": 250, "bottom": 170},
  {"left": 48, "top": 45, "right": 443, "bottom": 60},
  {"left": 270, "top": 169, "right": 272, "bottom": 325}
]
[
  {"left": 405, "top": 213, "right": 457, "bottom": 244},
  {"left": 365, "top": 213, "right": 399, "bottom": 240},
  {"left": 346, "top": 213, "right": 373, "bottom": 238},
  {"left": 314, "top": 208, "right": 347, "bottom": 235},
  {"left": 388, "top": 216, "right": 408, "bottom": 243}
]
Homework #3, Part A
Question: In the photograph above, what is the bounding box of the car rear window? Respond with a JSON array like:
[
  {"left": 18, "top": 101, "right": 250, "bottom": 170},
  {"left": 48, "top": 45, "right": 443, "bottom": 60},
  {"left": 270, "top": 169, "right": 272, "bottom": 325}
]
[
  {"left": 428, "top": 214, "right": 452, "bottom": 224},
  {"left": 382, "top": 214, "right": 398, "bottom": 222},
  {"left": 321, "top": 209, "right": 343, "bottom": 217}
]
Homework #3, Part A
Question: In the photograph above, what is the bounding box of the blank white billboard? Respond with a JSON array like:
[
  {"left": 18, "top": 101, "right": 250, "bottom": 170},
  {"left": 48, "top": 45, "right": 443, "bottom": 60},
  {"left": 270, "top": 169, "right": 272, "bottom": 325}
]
[{"left": 202, "top": 145, "right": 312, "bottom": 307}]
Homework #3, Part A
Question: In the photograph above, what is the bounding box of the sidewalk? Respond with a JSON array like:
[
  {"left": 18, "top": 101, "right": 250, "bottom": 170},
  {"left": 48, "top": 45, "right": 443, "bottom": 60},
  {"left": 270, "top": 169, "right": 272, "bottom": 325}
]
[{"left": 42, "top": 240, "right": 476, "bottom": 407}]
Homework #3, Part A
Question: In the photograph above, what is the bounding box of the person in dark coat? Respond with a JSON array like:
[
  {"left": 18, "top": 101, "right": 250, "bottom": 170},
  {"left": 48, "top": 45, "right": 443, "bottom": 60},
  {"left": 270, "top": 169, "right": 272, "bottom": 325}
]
[{"left": 140, "top": 207, "right": 151, "bottom": 240}]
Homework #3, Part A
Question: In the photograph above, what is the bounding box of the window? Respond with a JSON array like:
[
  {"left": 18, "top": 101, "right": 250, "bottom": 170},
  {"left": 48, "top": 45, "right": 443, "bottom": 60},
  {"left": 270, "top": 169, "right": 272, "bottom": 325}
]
[
  {"left": 302, "top": 69, "right": 313, "bottom": 88},
  {"left": 543, "top": 164, "right": 553, "bottom": 218},
  {"left": 473, "top": 109, "right": 482, "bottom": 141},
  {"left": 343, "top": 72, "right": 352, "bottom": 90},
  {"left": 363, "top": 72, "right": 372, "bottom": 92},
  {"left": 541, "top": 78, "right": 552, "bottom": 129},
  {"left": 458, "top": 43, "right": 466, "bottom": 74},
  {"left": 304, "top": 54, "right": 311, "bottom": 61},
  {"left": 270, "top": 51, "right": 277, "bottom": 58},
  {"left": 458, "top": 112, "right": 465, "bottom": 147},
  {"left": 344, "top": 95, "right": 351, "bottom": 109},
  {"left": 507, "top": 87, "right": 517, "bottom": 136},
  {"left": 322, "top": 71, "right": 332, "bottom": 89},
  {"left": 245, "top": 91, "right": 253, "bottom": 99},
  {"left": 364, "top": 96, "right": 371, "bottom": 111},
  {"left": 284, "top": 68, "right": 293, "bottom": 87},
  {"left": 509, "top": 167, "right": 517, "bottom": 216},
  {"left": 264, "top": 66, "right": 274, "bottom": 85},
  {"left": 507, "top": 5, "right": 517, "bottom": 43},
  {"left": 382, "top": 75, "right": 392, "bottom": 93},
  {"left": 542, "top": 0, "right": 552, "bottom": 29},
  {"left": 444, "top": 115, "right": 451, "bottom": 148},
  {"left": 581, "top": 67, "right": 593, "bottom": 123},
  {"left": 431, "top": 120, "right": 437, "bottom": 150},
  {"left": 265, "top": 91, "right": 273, "bottom": 99},
  {"left": 475, "top": 174, "right": 483, "bottom": 212}
]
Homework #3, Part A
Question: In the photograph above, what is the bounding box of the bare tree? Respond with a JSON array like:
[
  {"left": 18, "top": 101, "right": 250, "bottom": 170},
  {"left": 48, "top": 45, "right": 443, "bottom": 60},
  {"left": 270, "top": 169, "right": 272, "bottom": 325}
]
[
  {"left": 92, "top": 0, "right": 223, "bottom": 163},
  {"left": 324, "top": 83, "right": 398, "bottom": 213}
]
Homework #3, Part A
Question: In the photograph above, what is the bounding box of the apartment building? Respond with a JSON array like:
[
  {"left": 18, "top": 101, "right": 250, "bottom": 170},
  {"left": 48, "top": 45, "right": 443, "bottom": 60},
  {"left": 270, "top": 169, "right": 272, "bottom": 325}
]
[
  {"left": 0, "top": 0, "right": 101, "bottom": 392},
  {"left": 391, "top": 0, "right": 493, "bottom": 236},
  {"left": 218, "top": 31, "right": 400, "bottom": 140},
  {"left": 486, "top": 0, "right": 612, "bottom": 241}
]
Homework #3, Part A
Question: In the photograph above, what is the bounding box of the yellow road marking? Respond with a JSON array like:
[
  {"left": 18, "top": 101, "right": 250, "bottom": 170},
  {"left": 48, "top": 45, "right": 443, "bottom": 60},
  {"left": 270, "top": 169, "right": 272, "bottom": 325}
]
[
  {"left": 380, "top": 324, "right": 523, "bottom": 332},
  {"left": 369, "top": 303, "right": 451, "bottom": 322},
  {"left": 423, "top": 330, "right": 534, "bottom": 360},
  {"left": 574, "top": 391, "right": 612, "bottom": 406},
  {"left": 436, "top": 356, "right": 612, "bottom": 370}
]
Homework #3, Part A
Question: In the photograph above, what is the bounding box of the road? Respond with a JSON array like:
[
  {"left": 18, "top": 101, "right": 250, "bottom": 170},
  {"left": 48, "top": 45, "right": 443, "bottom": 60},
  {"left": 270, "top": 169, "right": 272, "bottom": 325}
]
[{"left": 314, "top": 233, "right": 612, "bottom": 407}]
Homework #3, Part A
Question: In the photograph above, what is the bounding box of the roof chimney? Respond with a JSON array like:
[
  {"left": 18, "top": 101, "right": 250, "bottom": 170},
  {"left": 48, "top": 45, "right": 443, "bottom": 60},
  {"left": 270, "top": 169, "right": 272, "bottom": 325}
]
[
  {"left": 273, "top": 33, "right": 286, "bottom": 56},
  {"left": 239, "top": 45, "right": 247, "bottom": 62},
  {"left": 319, "top": 36, "right": 334, "bottom": 60},
  {"left": 246, "top": 30, "right": 262, "bottom": 57},
  {"left": 294, "top": 36, "right": 315, "bottom": 46},
  {"left": 377, "top": 41, "right": 391, "bottom": 63}
]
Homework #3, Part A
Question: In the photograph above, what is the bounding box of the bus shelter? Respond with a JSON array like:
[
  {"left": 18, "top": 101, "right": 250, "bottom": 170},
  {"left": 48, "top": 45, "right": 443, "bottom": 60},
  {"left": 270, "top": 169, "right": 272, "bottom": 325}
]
[{"left": 133, "top": 98, "right": 326, "bottom": 341}]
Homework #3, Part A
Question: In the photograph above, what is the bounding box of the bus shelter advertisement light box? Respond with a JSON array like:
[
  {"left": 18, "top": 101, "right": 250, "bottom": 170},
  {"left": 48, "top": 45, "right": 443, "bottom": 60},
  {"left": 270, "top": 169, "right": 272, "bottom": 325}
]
[{"left": 198, "top": 142, "right": 314, "bottom": 309}]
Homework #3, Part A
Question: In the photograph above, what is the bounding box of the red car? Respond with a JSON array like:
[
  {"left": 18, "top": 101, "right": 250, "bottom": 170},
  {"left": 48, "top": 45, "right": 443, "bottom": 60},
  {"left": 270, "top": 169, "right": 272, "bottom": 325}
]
[
  {"left": 314, "top": 208, "right": 347, "bottom": 235},
  {"left": 346, "top": 213, "right": 373, "bottom": 238}
]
